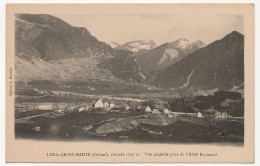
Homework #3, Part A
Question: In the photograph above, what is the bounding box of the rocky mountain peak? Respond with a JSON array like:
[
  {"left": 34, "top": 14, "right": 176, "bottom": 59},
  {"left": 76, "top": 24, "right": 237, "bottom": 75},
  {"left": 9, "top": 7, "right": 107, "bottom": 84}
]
[
  {"left": 170, "top": 38, "right": 191, "bottom": 49},
  {"left": 115, "top": 40, "right": 157, "bottom": 52}
]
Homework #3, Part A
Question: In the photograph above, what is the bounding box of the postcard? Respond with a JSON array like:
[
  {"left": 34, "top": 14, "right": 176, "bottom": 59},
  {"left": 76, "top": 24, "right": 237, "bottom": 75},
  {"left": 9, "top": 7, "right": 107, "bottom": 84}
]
[{"left": 6, "top": 3, "right": 254, "bottom": 163}]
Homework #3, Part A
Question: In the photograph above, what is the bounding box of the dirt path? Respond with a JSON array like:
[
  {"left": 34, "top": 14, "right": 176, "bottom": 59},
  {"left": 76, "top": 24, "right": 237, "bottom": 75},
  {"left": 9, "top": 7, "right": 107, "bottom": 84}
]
[{"left": 17, "top": 112, "right": 53, "bottom": 120}]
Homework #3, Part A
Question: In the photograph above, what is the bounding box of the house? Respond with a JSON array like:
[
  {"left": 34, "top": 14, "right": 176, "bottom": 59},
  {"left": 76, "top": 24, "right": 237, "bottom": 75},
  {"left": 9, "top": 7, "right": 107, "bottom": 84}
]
[
  {"left": 78, "top": 107, "right": 85, "bottom": 112},
  {"left": 145, "top": 106, "right": 152, "bottom": 112},
  {"left": 215, "top": 112, "right": 228, "bottom": 120},
  {"left": 103, "top": 102, "right": 109, "bottom": 108},
  {"left": 109, "top": 103, "right": 115, "bottom": 108},
  {"left": 125, "top": 105, "right": 130, "bottom": 110},
  {"left": 163, "top": 108, "right": 171, "bottom": 115},
  {"left": 197, "top": 112, "right": 203, "bottom": 118},
  {"left": 94, "top": 99, "right": 104, "bottom": 108}
]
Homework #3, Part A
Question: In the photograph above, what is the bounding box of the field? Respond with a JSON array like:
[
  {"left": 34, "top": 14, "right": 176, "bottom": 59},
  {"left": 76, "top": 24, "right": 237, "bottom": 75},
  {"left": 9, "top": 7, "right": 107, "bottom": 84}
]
[{"left": 15, "top": 108, "right": 244, "bottom": 144}]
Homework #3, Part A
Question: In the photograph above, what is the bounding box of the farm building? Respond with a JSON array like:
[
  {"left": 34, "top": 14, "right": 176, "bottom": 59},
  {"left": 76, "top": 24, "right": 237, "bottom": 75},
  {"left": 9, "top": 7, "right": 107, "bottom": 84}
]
[
  {"left": 94, "top": 99, "right": 104, "bottom": 108},
  {"left": 36, "top": 104, "right": 54, "bottom": 110},
  {"left": 145, "top": 106, "right": 152, "bottom": 112},
  {"left": 197, "top": 112, "right": 203, "bottom": 118}
]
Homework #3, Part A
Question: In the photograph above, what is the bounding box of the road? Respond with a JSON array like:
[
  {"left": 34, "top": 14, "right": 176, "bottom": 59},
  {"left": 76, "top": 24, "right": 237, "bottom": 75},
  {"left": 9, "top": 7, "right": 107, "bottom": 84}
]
[{"left": 51, "top": 90, "right": 146, "bottom": 102}]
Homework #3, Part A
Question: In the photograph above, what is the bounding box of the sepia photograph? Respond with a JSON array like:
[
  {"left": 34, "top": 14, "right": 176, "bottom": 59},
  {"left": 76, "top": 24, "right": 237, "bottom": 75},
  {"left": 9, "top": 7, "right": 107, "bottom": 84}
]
[{"left": 5, "top": 3, "right": 255, "bottom": 163}]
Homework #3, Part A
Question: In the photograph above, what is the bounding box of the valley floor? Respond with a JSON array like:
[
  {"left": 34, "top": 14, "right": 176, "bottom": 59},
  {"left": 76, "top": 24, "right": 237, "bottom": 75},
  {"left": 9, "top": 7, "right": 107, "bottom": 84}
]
[{"left": 14, "top": 83, "right": 244, "bottom": 144}]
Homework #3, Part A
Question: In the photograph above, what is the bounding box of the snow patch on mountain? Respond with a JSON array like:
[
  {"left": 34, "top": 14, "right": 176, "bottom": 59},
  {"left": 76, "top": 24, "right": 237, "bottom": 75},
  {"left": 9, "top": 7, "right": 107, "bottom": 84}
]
[
  {"left": 115, "top": 40, "right": 156, "bottom": 52},
  {"left": 170, "top": 38, "right": 206, "bottom": 51}
]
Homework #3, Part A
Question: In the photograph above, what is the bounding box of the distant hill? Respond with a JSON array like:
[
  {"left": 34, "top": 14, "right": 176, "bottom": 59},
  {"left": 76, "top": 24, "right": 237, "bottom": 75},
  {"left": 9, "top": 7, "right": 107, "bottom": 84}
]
[
  {"left": 135, "top": 38, "right": 206, "bottom": 80},
  {"left": 153, "top": 31, "right": 244, "bottom": 90},
  {"left": 16, "top": 14, "right": 116, "bottom": 61},
  {"left": 115, "top": 40, "right": 156, "bottom": 52}
]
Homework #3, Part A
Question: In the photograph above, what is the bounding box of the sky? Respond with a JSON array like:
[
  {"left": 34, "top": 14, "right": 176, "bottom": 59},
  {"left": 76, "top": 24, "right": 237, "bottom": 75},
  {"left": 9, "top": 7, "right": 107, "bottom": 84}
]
[{"left": 44, "top": 5, "right": 244, "bottom": 46}]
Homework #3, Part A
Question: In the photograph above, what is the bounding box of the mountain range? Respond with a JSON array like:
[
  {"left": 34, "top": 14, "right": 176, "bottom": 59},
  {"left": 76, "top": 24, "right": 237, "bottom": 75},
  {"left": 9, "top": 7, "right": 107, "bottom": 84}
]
[
  {"left": 135, "top": 39, "right": 206, "bottom": 80},
  {"left": 15, "top": 14, "right": 244, "bottom": 91}
]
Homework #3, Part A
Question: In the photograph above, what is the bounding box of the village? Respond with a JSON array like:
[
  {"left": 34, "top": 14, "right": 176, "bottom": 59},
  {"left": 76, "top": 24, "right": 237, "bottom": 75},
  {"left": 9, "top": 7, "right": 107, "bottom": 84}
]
[
  {"left": 14, "top": 88, "right": 244, "bottom": 143},
  {"left": 15, "top": 96, "right": 237, "bottom": 121}
]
